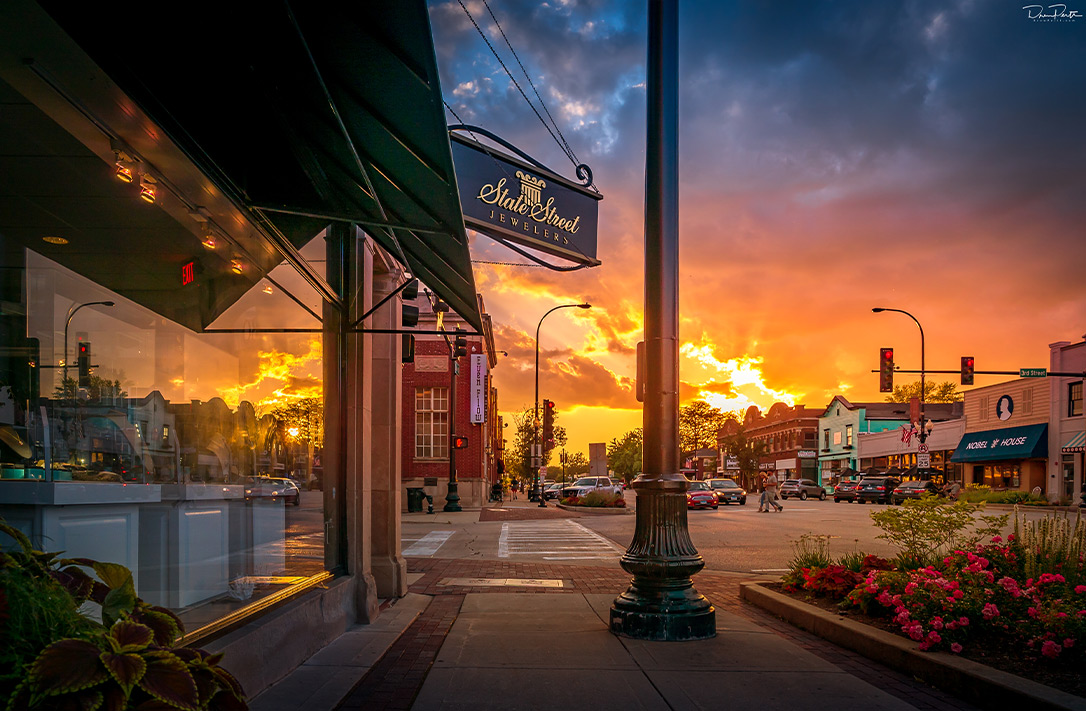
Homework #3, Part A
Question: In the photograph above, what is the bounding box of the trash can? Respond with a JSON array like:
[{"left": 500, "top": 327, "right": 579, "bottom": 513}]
[{"left": 406, "top": 487, "right": 425, "bottom": 513}]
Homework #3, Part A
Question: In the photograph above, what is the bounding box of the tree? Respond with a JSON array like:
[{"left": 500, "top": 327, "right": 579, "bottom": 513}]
[
  {"left": 53, "top": 375, "right": 126, "bottom": 402},
  {"left": 679, "top": 400, "right": 727, "bottom": 453},
  {"left": 885, "top": 380, "right": 962, "bottom": 404},
  {"left": 264, "top": 397, "right": 323, "bottom": 483},
  {"left": 560, "top": 451, "right": 590, "bottom": 481},
  {"left": 507, "top": 405, "right": 567, "bottom": 483},
  {"left": 718, "top": 430, "right": 767, "bottom": 492},
  {"left": 607, "top": 428, "right": 643, "bottom": 483}
]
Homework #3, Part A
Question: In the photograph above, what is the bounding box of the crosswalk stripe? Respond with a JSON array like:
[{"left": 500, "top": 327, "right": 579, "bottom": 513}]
[
  {"left": 498, "top": 520, "right": 624, "bottom": 560},
  {"left": 402, "top": 530, "right": 455, "bottom": 557}
]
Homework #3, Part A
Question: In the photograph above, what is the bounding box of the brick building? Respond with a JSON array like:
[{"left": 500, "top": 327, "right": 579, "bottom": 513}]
[{"left": 401, "top": 294, "right": 499, "bottom": 509}]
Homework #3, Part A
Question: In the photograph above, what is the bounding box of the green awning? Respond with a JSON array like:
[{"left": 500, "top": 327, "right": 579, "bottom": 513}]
[
  {"left": 0, "top": 0, "right": 480, "bottom": 332},
  {"left": 1063, "top": 431, "right": 1086, "bottom": 453},
  {"left": 950, "top": 424, "right": 1048, "bottom": 463}
]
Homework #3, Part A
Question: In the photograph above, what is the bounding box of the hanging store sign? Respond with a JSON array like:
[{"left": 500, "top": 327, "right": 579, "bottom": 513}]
[
  {"left": 450, "top": 133, "right": 602, "bottom": 266},
  {"left": 470, "top": 354, "right": 487, "bottom": 424}
]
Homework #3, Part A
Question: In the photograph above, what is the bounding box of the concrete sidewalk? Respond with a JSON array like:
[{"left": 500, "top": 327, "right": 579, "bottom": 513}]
[{"left": 249, "top": 554, "right": 1003, "bottom": 711}]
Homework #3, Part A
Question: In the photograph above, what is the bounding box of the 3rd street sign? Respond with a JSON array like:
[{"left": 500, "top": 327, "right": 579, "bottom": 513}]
[{"left": 1020, "top": 368, "right": 1047, "bottom": 378}]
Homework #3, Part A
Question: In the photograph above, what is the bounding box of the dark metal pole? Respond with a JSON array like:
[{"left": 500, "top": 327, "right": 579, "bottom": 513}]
[
  {"left": 610, "top": 0, "right": 715, "bottom": 641},
  {"left": 445, "top": 338, "right": 462, "bottom": 512},
  {"left": 873, "top": 308, "right": 926, "bottom": 442},
  {"left": 533, "top": 303, "right": 591, "bottom": 506}
]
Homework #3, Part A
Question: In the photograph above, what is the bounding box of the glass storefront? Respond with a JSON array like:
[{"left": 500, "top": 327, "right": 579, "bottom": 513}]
[{"left": 1, "top": 245, "right": 328, "bottom": 635}]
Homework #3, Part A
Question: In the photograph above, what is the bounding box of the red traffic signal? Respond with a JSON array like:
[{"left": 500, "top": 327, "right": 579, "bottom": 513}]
[
  {"left": 542, "top": 399, "right": 555, "bottom": 446},
  {"left": 879, "top": 348, "right": 894, "bottom": 393},
  {"left": 451, "top": 435, "right": 469, "bottom": 449},
  {"left": 77, "top": 341, "right": 92, "bottom": 387},
  {"left": 961, "top": 356, "right": 975, "bottom": 386}
]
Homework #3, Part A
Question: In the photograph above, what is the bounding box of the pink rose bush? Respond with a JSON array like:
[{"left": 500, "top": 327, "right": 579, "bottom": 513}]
[{"left": 817, "top": 538, "right": 1086, "bottom": 663}]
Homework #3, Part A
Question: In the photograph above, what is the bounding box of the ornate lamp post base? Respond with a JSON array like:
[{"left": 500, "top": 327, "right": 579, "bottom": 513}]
[
  {"left": 443, "top": 482, "right": 462, "bottom": 512},
  {"left": 610, "top": 479, "right": 715, "bottom": 640}
]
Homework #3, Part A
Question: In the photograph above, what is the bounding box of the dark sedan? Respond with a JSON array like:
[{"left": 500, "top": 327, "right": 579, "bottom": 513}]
[
  {"left": 891, "top": 479, "right": 942, "bottom": 505},
  {"left": 833, "top": 480, "right": 861, "bottom": 503},
  {"left": 707, "top": 478, "right": 747, "bottom": 505},
  {"left": 855, "top": 477, "right": 900, "bottom": 505}
]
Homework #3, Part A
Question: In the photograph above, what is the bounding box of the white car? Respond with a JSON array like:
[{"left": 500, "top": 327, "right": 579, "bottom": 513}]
[{"left": 559, "top": 476, "right": 621, "bottom": 499}]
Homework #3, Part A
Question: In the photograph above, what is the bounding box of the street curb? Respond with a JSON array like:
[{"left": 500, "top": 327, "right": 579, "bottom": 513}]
[
  {"left": 739, "top": 582, "right": 1086, "bottom": 711},
  {"left": 555, "top": 503, "right": 632, "bottom": 514}
]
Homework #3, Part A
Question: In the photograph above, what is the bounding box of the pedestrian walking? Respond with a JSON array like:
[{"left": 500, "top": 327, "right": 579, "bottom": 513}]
[
  {"left": 757, "top": 474, "right": 769, "bottom": 512},
  {"left": 763, "top": 471, "right": 783, "bottom": 512},
  {"left": 511, "top": 480, "right": 519, "bottom": 500}
]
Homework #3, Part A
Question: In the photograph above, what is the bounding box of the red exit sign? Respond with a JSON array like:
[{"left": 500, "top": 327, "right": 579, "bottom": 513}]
[{"left": 181, "top": 261, "right": 195, "bottom": 285}]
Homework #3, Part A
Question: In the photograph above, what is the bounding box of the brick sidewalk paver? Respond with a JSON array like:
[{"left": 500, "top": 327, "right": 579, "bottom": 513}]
[{"left": 334, "top": 556, "right": 982, "bottom": 711}]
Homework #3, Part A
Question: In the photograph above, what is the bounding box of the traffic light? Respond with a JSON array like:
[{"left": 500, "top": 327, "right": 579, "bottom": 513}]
[
  {"left": 402, "top": 334, "right": 415, "bottom": 364},
  {"left": 451, "top": 435, "right": 469, "bottom": 449},
  {"left": 879, "top": 347, "right": 894, "bottom": 393},
  {"left": 961, "top": 356, "right": 975, "bottom": 386},
  {"left": 542, "top": 399, "right": 555, "bottom": 447},
  {"left": 77, "top": 341, "right": 91, "bottom": 387},
  {"left": 401, "top": 279, "right": 419, "bottom": 328},
  {"left": 453, "top": 328, "right": 467, "bottom": 359}
]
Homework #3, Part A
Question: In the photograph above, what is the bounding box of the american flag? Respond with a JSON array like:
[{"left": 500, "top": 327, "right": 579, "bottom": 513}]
[{"left": 901, "top": 425, "right": 918, "bottom": 445}]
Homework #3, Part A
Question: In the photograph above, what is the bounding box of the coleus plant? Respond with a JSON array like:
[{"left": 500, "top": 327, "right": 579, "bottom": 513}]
[{"left": 1, "top": 521, "right": 247, "bottom": 710}]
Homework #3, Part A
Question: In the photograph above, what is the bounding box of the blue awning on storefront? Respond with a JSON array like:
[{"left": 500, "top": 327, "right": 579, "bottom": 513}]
[{"left": 950, "top": 424, "right": 1048, "bottom": 463}]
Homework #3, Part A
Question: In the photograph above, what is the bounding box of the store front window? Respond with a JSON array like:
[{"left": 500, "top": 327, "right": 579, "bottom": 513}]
[{"left": 1, "top": 246, "right": 328, "bottom": 636}]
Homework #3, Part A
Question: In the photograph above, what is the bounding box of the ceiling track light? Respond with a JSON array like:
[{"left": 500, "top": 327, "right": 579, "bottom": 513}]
[
  {"left": 139, "top": 173, "right": 157, "bottom": 204},
  {"left": 230, "top": 259, "right": 244, "bottom": 274},
  {"left": 201, "top": 225, "right": 218, "bottom": 249},
  {"left": 114, "top": 161, "right": 136, "bottom": 183}
]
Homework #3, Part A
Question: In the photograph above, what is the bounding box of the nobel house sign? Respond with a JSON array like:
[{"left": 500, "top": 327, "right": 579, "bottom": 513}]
[{"left": 450, "top": 133, "right": 602, "bottom": 266}]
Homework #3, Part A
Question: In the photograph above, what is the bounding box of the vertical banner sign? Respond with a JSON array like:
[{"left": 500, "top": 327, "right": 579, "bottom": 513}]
[{"left": 470, "top": 354, "right": 486, "bottom": 424}]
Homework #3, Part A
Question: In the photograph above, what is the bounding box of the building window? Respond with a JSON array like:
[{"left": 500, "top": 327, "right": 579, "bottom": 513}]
[
  {"left": 415, "top": 387, "right": 449, "bottom": 459},
  {"left": 1070, "top": 381, "right": 1083, "bottom": 417},
  {"left": 846, "top": 425, "right": 853, "bottom": 447},
  {"left": 823, "top": 429, "right": 829, "bottom": 449}
]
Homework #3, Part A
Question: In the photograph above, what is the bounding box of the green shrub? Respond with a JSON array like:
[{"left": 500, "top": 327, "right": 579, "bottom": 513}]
[
  {"left": 835, "top": 550, "right": 868, "bottom": 573},
  {"left": 1011, "top": 508, "right": 1086, "bottom": 587},
  {"left": 868, "top": 497, "right": 1008, "bottom": 566},
  {"left": 579, "top": 491, "right": 624, "bottom": 507}
]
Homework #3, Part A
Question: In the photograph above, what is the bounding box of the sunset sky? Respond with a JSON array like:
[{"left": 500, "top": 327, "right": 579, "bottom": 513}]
[{"left": 427, "top": 0, "right": 1086, "bottom": 456}]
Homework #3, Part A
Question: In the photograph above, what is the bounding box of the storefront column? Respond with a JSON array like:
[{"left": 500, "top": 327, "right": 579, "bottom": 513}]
[
  {"left": 325, "top": 224, "right": 378, "bottom": 623},
  {"left": 370, "top": 269, "right": 407, "bottom": 599}
]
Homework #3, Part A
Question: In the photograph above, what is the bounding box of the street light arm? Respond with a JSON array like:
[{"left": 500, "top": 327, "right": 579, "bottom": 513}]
[{"left": 873, "top": 306, "right": 927, "bottom": 438}]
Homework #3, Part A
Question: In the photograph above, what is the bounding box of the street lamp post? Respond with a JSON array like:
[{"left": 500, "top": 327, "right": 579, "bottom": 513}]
[
  {"left": 610, "top": 0, "right": 715, "bottom": 641},
  {"left": 872, "top": 307, "right": 931, "bottom": 444},
  {"left": 534, "top": 302, "right": 591, "bottom": 507},
  {"left": 63, "top": 301, "right": 115, "bottom": 391}
]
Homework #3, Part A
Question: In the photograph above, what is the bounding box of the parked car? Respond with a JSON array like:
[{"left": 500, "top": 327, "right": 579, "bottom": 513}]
[
  {"left": 778, "top": 478, "right": 826, "bottom": 501},
  {"left": 686, "top": 480, "right": 719, "bottom": 509},
  {"left": 891, "top": 479, "right": 942, "bottom": 505},
  {"left": 707, "top": 478, "right": 747, "bottom": 505},
  {"left": 244, "top": 476, "right": 301, "bottom": 505},
  {"left": 833, "top": 479, "right": 861, "bottom": 503},
  {"left": 560, "top": 476, "right": 621, "bottom": 500},
  {"left": 855, "top": 477, "right": 900, "bottom": 505},
  {"left": 543, "top": 483, "right": 564, "bottom": 500}
]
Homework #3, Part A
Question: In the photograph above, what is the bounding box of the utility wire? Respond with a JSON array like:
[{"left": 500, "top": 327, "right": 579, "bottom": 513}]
[
  {"left": 481, "top": 0, "right": 580, "bottom": 168},
  {"left": 456, "top": 0, "right": 579, "bottom": 169}
]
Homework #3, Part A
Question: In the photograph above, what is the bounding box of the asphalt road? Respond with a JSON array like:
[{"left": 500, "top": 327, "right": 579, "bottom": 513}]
[{"left": 285, "top": 489, "right": 1067, "bottom": 577}]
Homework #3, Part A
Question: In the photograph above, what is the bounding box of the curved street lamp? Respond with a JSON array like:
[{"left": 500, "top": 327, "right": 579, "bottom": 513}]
[
  {"left": 63, "top": 301, "right": 115, "bottom": 389},
  {"left": 872, "top": 307, "right": 930, "bottom": 443},
  {"left": 534, "top": 302, "right": 591, "bottom": 506}
]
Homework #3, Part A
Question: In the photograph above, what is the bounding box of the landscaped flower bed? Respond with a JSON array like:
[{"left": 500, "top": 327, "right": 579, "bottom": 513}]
[
  {"left": 777, "top": 500, "right": 1085, "bottom": 697},
  {"left": 559, "top": 491, "right": 625, "bottom": 508}
]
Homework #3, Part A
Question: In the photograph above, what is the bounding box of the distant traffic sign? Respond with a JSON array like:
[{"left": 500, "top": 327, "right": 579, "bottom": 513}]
[{"left": 1020, "top": 368, "right": 1047, "bottom": 378}]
